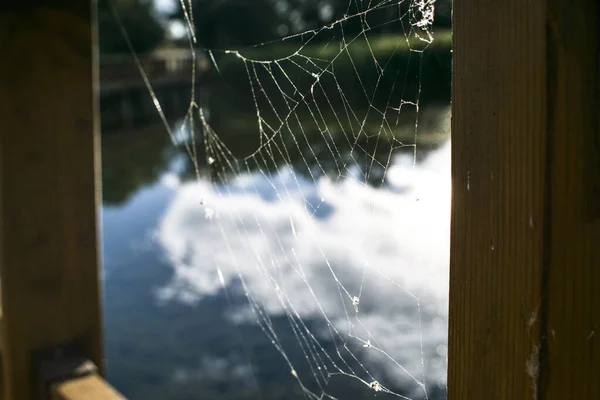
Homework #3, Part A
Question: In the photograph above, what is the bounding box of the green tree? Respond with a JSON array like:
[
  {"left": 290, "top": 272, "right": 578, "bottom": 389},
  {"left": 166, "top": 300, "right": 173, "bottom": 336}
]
[
  {"left": 168, "top": 0, "right": 450, "bottom": 50},
  {"left": 98, "top": 0, "right": 165, "bottom": 55},
  {"left": 168, "top": 0, "right": 284, "bottom": 50}
]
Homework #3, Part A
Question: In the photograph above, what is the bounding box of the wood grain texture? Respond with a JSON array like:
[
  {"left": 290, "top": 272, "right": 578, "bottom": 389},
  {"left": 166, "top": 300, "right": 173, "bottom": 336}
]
[
  {"left": 51, "top": 375, "right": 125, "bottom": 400},
  {"left": 449, "top": 0, "right": 600, "bottom": 398},
  {"left": 0, "top": 7, "right": 104, "bottom": 400},
  {"left": 545, "top": 0, "right": 600, "bottom": 398},
  {"left": 448, "top": 0, "right": 548, "bottom": 398}
]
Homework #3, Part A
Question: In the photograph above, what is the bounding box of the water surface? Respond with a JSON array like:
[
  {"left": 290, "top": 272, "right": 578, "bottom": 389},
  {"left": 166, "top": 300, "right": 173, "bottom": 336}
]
[{"left": 101, "top": 99, "right": 450, "bottom": 399}]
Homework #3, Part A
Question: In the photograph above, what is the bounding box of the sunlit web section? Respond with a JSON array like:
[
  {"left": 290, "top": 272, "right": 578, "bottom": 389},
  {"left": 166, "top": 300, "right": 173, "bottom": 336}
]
[{"left": 112, "top": 0, "right": 448, "bottom": 398}]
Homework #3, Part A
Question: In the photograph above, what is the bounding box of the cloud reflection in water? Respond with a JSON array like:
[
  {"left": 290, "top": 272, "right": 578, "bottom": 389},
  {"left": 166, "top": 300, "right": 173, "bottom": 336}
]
[{"left": 154, "top": 140, "right": 451, "bottom": 396}]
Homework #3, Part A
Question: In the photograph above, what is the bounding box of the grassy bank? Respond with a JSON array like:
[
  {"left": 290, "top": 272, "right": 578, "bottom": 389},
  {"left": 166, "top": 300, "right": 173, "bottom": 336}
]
[{"left": 208, "top": 29, "right": 452, "bottom": 110}]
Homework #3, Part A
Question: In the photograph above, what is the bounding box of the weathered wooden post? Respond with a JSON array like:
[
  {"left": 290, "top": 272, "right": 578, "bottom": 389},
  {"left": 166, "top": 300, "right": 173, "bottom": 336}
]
[
  {"left": 0, "top": 1, "right": 124, "bottom": 398},
  {"left": 449, "top": 0, "right": 599, "bottom": 398}
]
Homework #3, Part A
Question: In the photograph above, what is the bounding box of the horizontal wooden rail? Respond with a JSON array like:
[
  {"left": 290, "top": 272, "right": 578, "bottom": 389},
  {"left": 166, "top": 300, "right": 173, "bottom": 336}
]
[
  {"left": 51, "top": 374, "right": 125, "bottom": 400},
  {"left": 99, "top": 53, "right": 206, "bottom": 93},
  {"left": 37, "top": 357, "right": 125, "bottom": 400}
]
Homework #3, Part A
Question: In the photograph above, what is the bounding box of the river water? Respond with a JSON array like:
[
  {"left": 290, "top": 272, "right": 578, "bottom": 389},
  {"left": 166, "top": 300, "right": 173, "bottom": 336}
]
[{"left": 101, "top": 94, "right": 450, "bottom": 399}]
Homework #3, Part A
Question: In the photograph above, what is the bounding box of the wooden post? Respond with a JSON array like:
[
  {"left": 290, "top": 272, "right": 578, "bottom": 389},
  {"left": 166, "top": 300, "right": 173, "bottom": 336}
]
[
  {"left": 544, "top": 1, "right": 600, "bottom": 398},
  {"left": 449, "top": 0, "right": 599, "bottom": 399},
  {"left": 0, "top": 3, "right": 106, "bottom": 399}
]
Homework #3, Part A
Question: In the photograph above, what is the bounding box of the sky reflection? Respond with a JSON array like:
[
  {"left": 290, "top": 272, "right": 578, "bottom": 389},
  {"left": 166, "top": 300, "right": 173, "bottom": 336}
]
[{"left": 152, "top": 140, "right": 450, "bottom": 397}]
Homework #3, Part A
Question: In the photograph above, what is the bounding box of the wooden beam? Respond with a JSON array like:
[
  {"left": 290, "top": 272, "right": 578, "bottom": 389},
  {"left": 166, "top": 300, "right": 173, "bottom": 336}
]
[
  {"left": 449, "top": 0, "right": 599, "bottom": 398},
  {"left": 0, "top": 4, "right": 104, "bottom": 400},
  {"left": 544, "top": 0, "right": 600, "bottom": 398},
  {"left": 51, "top": 375, "right": 125, "bottom": 400}
]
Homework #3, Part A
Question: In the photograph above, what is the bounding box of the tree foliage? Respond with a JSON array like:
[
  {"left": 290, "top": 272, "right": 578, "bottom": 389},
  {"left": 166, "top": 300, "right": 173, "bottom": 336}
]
[
  {"left": 98, "top": 0, "right": 165, "bottom": 55},
  {"left": 169, "top": 0, "right": 285, "bottom": 49},
  {"left": 168, "top": 0, "right": 451, "bottom": 50}
]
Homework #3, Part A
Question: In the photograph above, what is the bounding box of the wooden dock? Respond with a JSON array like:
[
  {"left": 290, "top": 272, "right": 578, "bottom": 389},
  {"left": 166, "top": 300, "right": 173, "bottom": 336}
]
[{"left": 99, "top": 51, "right": 207, "bottom": 130}]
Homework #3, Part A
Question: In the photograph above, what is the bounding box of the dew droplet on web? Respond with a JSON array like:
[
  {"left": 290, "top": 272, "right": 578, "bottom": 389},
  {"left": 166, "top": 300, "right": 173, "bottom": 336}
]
[
  {"left": 369, "top": 381, "right": 382, "bottom": 392},
  {"left": 352, "top": 296, "right": 360, "bottom": 312}
]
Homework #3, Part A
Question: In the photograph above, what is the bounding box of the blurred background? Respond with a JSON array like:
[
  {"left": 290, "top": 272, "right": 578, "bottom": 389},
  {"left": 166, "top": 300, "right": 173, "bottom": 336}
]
[{"left": 98, "top": 0, "right": 452, "bottom": 398}]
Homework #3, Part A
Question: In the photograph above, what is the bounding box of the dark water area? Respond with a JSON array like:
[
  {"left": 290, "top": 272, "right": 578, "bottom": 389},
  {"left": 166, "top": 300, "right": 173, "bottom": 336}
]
[{"left": 100, "top": 30, "right": 450, "bottom": 400}]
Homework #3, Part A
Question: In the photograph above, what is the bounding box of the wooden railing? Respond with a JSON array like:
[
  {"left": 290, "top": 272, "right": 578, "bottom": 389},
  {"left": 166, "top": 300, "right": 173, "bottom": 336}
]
[
  {"left": 1, "top": 4, "right": 125, "bottom": 399},
  {"left": 100, "top": 55, "right": 167, "bottom": 82},
  {"left": 52, "top": 374, "right": 125, "bottom": 400},
  {"left": 99, "top": 53, "right": 205, "bottom": 93},
  {"left": 1, "top": 1, "right": 599, "bottom": 399},
  {"left": 448, "top": 0, "right": 600, "bottom": 399},
  {"left": 40, "top": 358, "right": 124, "bottom": 400}
]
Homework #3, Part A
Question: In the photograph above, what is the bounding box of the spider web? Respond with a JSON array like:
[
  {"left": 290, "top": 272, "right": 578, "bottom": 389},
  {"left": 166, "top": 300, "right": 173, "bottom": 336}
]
[{"left": 108, "top": 0, "right": 450, "bottom": 398}]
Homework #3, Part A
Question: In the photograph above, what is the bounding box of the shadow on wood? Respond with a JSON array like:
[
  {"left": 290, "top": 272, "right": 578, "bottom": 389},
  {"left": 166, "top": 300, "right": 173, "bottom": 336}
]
[{"left": 449, "top": 0, "right": 599, "bottom": 399}]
